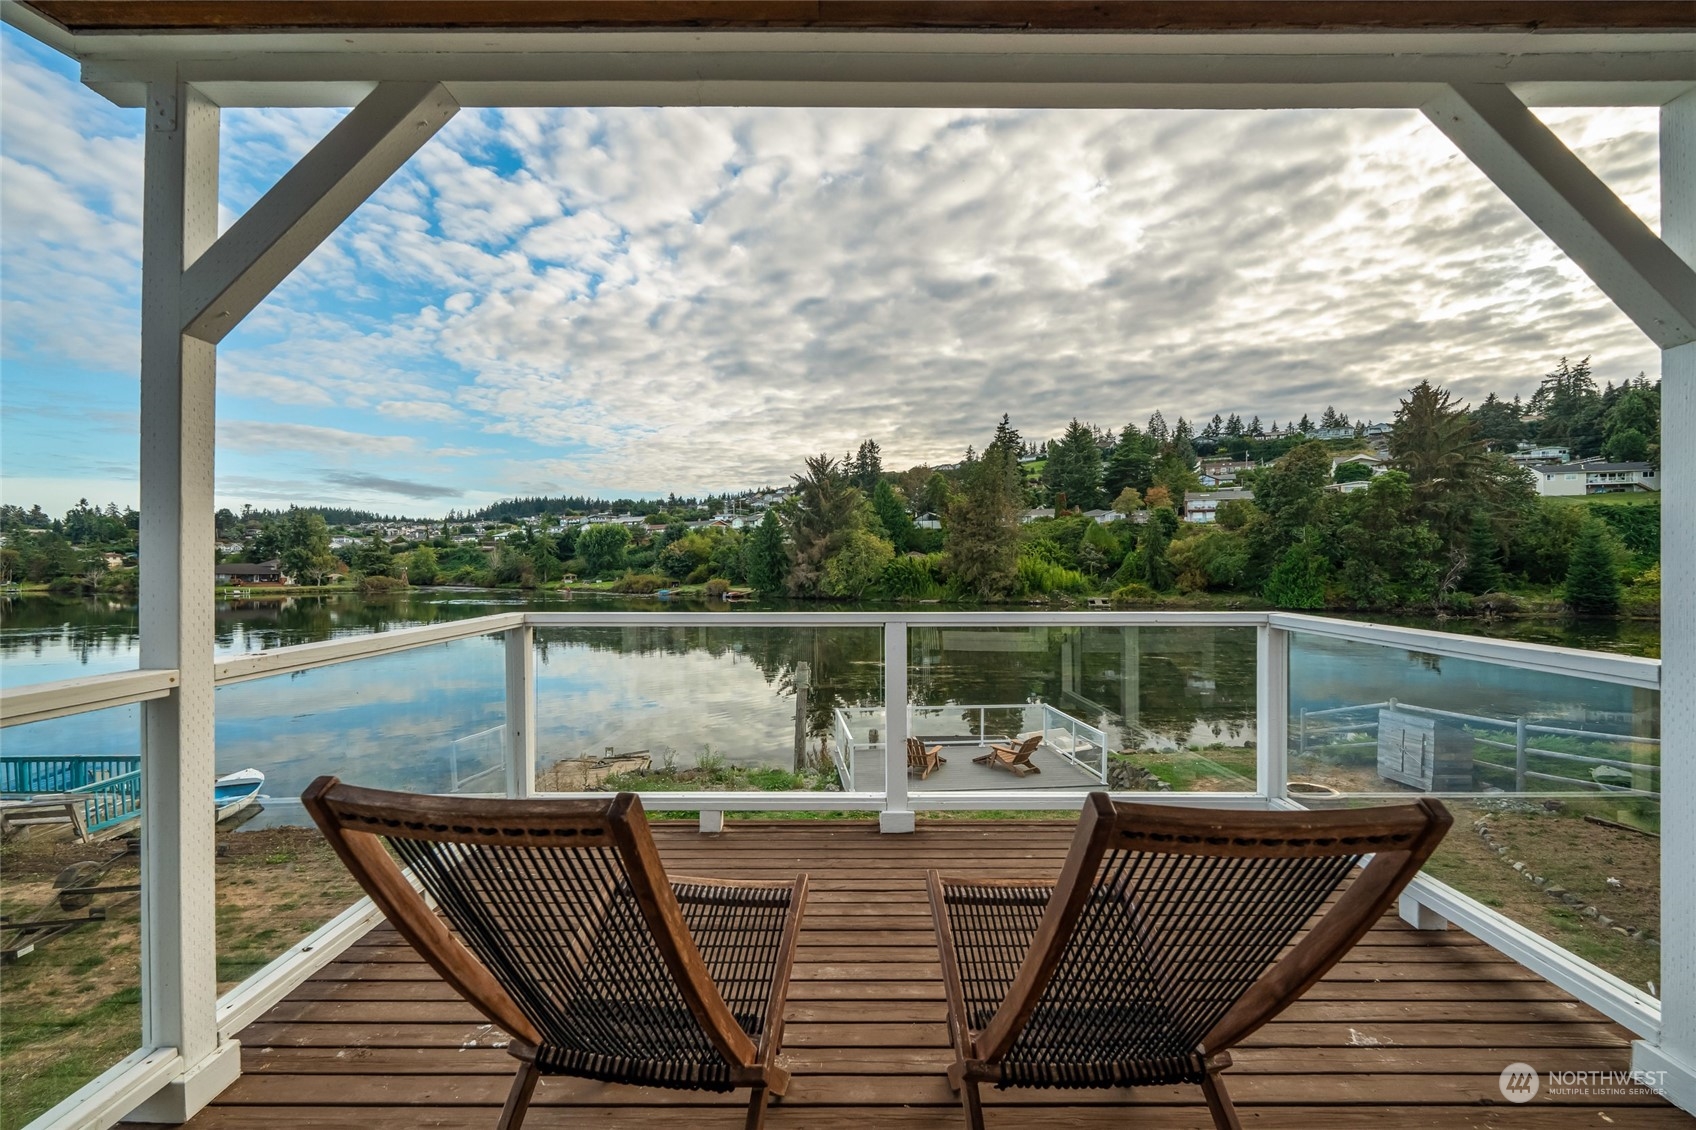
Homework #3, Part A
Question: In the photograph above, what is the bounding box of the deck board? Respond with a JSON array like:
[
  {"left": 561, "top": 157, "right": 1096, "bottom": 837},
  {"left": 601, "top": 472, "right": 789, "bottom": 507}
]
[{"left": 159, "top": 821, "right": 1682, "bottom": 1128}]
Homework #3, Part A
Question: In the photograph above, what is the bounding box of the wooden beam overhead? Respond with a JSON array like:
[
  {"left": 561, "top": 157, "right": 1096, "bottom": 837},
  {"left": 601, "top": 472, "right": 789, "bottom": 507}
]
[{"left": 23, "top": 1, "right": 1696, "bottom": 35}]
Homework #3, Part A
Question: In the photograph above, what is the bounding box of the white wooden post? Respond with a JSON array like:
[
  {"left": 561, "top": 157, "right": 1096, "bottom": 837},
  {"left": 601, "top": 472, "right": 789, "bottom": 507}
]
[
  {"left": 504, "top": 625, "right": 535, "bottom": 798},
  {"left": 881, "top": 619, "right": 913, "bottom": 833},
  {"left": 1634, "top": 87, "right": 1696, "bottom": 1113},
  {"left": 126, "top": 79, "right": 241, "bottom": 1123},
  {"left": 1256, "top": 623, "right": 1289, "bottom": 805}
]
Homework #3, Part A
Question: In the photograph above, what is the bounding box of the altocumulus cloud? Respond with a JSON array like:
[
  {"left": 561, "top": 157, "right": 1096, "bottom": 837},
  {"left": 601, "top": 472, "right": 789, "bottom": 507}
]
[
  {"left": 0, "top": 23, "right": 1665, "bottom": 513},
  {"left": 322, "top": 472, "right": 461, "bottom": 501},
  {"left": 228, "top": 104, "right": 1664, "bottom": 497}
]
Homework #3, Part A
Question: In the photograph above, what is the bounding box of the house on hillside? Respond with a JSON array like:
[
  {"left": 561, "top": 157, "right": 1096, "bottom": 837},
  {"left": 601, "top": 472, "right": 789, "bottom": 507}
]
[
  {"left": 1331, "top": 452, "right": 1386, "bottom": 476},
  {"left": 1020, "top": 508, "right": 1055, "bottom": 523},
  {"left": 1081, "top": 508, "right": 1124, "bottom": 524},
  {"left": 1508, "top": 445, "right": 1571, "bottom": 467},
  {"left": 214, "top": 560, "right": 287, "bottom": 585},
  {"left": 914, "top": 512, "right": 942, "bottom": 530},
  {"left": 1533, "top": 459, "right": 1660, "bottom": 496},
  {"left": 1183, "top": 489, "right": 1254, "bottom": 523},
  {"left": 1196, "top": 458, "right": 1256, "bottom": 487}
]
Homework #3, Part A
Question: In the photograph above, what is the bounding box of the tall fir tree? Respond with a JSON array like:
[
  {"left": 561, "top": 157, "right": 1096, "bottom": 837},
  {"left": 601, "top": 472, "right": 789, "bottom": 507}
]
[
  {"left": 945, "top": 416, "right": 1024, "bottom": 598},
  {"left": 1563, "top": 521, "right": 1622, "bottom": 615},
  {"left": 743, "top": 508, "right": 788, "bottom": 593}
]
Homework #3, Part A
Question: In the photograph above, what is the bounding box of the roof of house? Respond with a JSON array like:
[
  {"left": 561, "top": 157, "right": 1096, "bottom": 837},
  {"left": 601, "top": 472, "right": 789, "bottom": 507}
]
[
  {"left": 1187, "top": 489, "right": 1255, "bottom": 503},
  {"left": 215, "top": 561, "right": 283, "bottom": 576}
]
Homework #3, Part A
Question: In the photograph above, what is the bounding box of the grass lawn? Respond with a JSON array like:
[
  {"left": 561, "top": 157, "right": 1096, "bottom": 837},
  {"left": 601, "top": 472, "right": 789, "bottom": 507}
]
[{"left": 0, "top": 826, "right": 361, "bottom": 1129}]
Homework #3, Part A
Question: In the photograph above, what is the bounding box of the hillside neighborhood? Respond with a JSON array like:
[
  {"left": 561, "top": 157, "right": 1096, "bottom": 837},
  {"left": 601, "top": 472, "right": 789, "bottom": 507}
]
[{"left": 1, "top": 363, "right": 1662, "bottom": 618}]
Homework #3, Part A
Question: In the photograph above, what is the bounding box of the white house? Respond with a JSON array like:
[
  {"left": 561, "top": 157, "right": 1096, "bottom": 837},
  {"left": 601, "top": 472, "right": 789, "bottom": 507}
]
[
  {"left": 1081, "top": 508, "right": 1124, "bottom": 524},
  {"left": 1533, "top": 460, "right": 1660, "bottom": 496},
  {"left": 1331, "top": 452, "right": 1386, "bottom": 478},
  {"left": 1182, "top": 489, "right": 1254, "bottom": 523},
  {"left": 1507, "top": 445, "right": 1572, "bottom": 466},
  {"left": 913, "top": 512, "right": 942, "bottom": 530},
  {"left": 1020, "top": 507, "right": 1055, "bottom": 523}
]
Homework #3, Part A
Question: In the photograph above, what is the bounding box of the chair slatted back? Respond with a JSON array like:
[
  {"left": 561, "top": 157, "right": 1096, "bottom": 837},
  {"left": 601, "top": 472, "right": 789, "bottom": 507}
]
[
  {"left": 303, "top": 779, "right": 757, "bottom": 1086},
  {"left": 975, "top": 795, "right": 1450, "bottom": 1076}
]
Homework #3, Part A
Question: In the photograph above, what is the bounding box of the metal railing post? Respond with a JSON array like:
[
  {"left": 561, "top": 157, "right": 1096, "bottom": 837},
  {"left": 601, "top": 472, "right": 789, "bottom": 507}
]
[
  {"left": 881, "top": 619, "right": 913, "bottom": 833},
  {"left": 1515, "top": 716, "right": 1529, "bottom": 793},
  {"left": 1257, "top": 623, "right": 1290, "bottom": 805},
  {"left": 504, "top": 624, "right": 536, "bottom": 798}
]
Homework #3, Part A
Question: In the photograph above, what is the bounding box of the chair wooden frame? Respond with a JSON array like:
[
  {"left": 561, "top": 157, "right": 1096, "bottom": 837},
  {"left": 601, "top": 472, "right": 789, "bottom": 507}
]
[
  {"left": 907, "top": 736, "right": 947, "bottom": 780},
  {"left": 927, "top": 792, "right": 1451, "bottom": 1130},
  {"left": 302, "top": 777, "right": 809, "bottom": 1130},
  {"left": 973, "top": 734, "right": 1041, "bottom": 776}
]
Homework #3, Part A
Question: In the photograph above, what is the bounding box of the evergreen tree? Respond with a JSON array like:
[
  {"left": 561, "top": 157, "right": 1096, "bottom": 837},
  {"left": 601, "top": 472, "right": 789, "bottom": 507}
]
[
  {"left": 850, "top": 439, "right": 883, "bottom": 493},
  {"left": 743, "top": 510, "right": 787, "bottom": 593},
  {"left": 870, "top": 479, "right": 916, "bottom": 551},
  {"left": 1263, "top": 537, "right": 1328, "bottom": 609},
  {"left": 1297, "top": 413, "right": 1313, "bottom": 433},
  {"left": 1043, "top": 417, "right": 1105, "bottom": 510},
  {"left": 1104, "top": 423, "right": 1154, "bottom": 497},
  {"left": 784, "top": 455, "right": 868, "bottom": 596},
  {"left": 945, "top": 416, "right": 1024, "bottom": 598},
  {"left": 1136, "top": 507, "right": 1178, "bottom": 590},
  {"left": 1564, "top": 521, "right": 1622, "bottom": 615},
  {"left": 1458, "top": 514, "right": 1503, "bottom": 594}
]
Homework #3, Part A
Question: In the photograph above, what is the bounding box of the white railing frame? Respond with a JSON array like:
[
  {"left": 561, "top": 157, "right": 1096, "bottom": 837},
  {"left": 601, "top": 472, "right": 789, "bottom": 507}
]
[{"left": 5, "top": 606, "right": 1668, "bottom": 1130}]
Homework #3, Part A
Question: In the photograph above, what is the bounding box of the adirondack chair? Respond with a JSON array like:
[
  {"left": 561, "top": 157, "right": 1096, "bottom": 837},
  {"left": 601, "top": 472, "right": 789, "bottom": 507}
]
[
  {"left": 973, "top": 734, "right": 1041, "bottom": 776},
  {"left": 927, "top": 792, "right": 1451, "bottom": 1129},
  {"left": 906, "top": 737, "right": 947, "bottom": 780},
  {"left": 303, "top": 778, "right": 809, "bottom": 1130}
]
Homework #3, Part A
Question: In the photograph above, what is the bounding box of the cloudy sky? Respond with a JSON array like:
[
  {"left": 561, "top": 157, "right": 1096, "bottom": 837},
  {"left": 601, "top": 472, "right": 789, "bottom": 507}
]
[{"left": 0, "top": 26, "right": 1665, "bottom": 519}]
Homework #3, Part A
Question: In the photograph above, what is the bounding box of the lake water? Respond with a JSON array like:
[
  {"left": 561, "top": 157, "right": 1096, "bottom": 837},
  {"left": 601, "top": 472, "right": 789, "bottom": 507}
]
[{"left": 0, "top": 591, "right": 1659, "bottom": 824}]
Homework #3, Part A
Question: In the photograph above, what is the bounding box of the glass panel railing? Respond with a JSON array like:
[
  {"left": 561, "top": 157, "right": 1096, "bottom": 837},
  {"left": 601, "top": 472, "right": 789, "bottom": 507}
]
[
  {"left": 1287, "top": 630, "right": 1660, "bottom": 995},
  {"left": 213, "top": 632, "right": 508, "bottom": 991},
  {"left": 0, "top": 705, "right": 144, "bottom": 1129},
  {"left": 532, "top": 624, "right": 882, "bottom": 798},
  {"left": 904, "top": 624, "right": 1258, "bottom": 793}
]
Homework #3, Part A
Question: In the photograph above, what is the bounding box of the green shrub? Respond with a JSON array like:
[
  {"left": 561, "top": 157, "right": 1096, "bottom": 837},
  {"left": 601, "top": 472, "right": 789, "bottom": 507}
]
[
  {"left": 612, "top": 572, "right": 668, "bottom": 594},
  {"left": 1014, "top": 555, "right": 1091, "bottom": 596},
  {"left": 705, "top": 577, "right": 731, "bottom": 597},
  {"left": 881, "top": 553, "right": 943, "bottom": 599},
  {"left": 357, "top": 574, "right": 408, "bottom": 595},
  {"left": 1112, "top": 582, "right": 1157, "bottom": 606}
]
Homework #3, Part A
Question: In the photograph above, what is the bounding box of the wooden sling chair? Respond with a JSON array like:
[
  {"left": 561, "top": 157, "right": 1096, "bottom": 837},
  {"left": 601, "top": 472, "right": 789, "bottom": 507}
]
[
  {"left": 907, "top": 736, "right": 947, "bottom": 780},
  {"left": 302, "top": 777, "right": 809, "bottom": 1130},
  {"left": 927, "top": 792, "right": 1451, "bottom": 1130},
  {"left": 973, "top": 734, "right": 1041, "bottom": 776}
]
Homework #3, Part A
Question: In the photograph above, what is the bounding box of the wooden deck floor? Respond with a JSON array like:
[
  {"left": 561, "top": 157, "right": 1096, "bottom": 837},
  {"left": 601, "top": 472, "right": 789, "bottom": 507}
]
[{"left": 163, "top": 822, "right": 1685, "bottom": 1128}]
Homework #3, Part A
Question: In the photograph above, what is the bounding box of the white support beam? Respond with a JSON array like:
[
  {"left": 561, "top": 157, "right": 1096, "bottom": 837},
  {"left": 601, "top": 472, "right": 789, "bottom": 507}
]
[
  {"left": 1256, "top": 625, "right": 1289, "bottom": 802},
  {"left": 1423, "top": 83, "right": 1696, "bottom": 349},
  {"left": 1635, "top": 87, "right": 1696, "bottom": 1116},
  {"left": 503, "top": 624, "right": 536, "bottom": 799},
  {"left": 180, "top": 81, "right": 458, "bottom": 344},
  {"left": 880, "top": 620, "right": 913, "bottom": 834},
  {"left": 128, "top": 77, "right": 242, "bottom": 1124}
]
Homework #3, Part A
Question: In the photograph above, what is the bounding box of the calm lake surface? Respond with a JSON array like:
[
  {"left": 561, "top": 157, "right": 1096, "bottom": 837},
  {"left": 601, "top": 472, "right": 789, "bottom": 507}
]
[{"left": 0, "top": 591, "right": 1660, "bottom": 824}]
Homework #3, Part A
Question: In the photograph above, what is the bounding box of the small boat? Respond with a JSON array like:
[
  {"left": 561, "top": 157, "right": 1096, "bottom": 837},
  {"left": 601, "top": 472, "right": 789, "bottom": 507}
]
[{"left": 214, "top": 768, "right": 265, "bottom": 822}]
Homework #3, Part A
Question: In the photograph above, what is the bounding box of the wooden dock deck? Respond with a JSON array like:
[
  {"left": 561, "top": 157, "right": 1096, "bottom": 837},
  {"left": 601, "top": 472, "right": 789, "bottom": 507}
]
[{"left": 159, "top": 821, "right": 1684, "bottom": 1128}]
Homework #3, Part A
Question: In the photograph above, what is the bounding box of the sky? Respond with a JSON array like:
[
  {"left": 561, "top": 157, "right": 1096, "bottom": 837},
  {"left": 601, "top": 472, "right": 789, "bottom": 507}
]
[{"left": 0, "top": 25, "right": 1666, "bottom": 520}]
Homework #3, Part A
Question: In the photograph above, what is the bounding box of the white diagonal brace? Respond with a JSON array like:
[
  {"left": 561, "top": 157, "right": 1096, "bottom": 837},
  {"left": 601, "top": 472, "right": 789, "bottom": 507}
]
[
  {"left": 181, "top": 81, "right": 458, "bottom": 343},
  {"left": 1424, "top": 83, "right": 1696, "bottom": 350}
]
